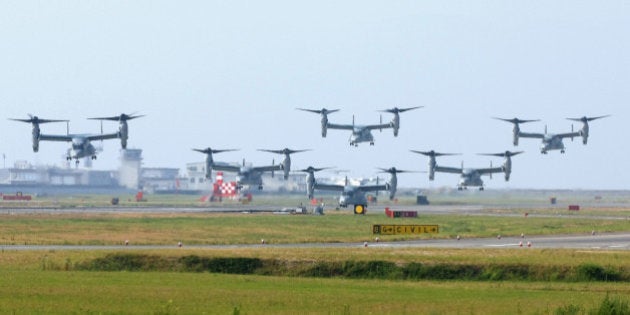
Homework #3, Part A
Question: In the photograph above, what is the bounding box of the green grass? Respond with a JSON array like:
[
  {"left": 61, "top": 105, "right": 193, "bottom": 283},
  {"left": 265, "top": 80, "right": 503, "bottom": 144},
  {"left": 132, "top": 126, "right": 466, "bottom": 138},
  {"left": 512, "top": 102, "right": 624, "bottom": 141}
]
[
  {"left": 0, "top": 210, "right": 628, "bottom": 246},
  {"left": 1, "top": 247, "right": 629, "bottom": 314},
  {"left": 0, "top": 269, "right": 628, "bottom": 314}
]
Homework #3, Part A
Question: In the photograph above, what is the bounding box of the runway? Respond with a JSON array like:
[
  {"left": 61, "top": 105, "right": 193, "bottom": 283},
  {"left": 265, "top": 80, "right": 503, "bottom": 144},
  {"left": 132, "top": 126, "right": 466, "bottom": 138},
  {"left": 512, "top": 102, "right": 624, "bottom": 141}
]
[{"left": 3, "top": 232, "right": 629, "bottom": 251}]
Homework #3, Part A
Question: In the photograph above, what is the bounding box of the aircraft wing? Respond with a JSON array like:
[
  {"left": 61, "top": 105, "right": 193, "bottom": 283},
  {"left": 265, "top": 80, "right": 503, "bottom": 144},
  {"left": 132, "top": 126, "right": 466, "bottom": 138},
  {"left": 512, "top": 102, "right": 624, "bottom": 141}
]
[
  {"left": 435, "top": 166, "right": 462, "bottom": 174},
  {"left": 326, "top": 123, "right": 354, "bottom": 130},
  {"left": 87, "top": 132, "right": 120, "bottom": 141},
  {"left": 365, "top": 123, "right": 393, "bottom": 130},
  {"left": 252, "top": 165, "right": 283, "bottom": 173},
  {"left": 476, "top": 167, "right": 505, "bottom": 175},
  {"left": 212, "top": 163, "right": 242, "bottom": 173},
  {"left": 357, "top": 184, "right": 389, "bottom": 192},
  {"left": 313, "top": 183, "right": 345, "bottom": 192},
  {"left": 518, "top": 132, "right": 544, "bottom": 139},
  {"left": 556, "top": 131, "right": 581, "bottom": 139},
  {"left": 38, "top": 134, "right": 73, "bottom": 142}
]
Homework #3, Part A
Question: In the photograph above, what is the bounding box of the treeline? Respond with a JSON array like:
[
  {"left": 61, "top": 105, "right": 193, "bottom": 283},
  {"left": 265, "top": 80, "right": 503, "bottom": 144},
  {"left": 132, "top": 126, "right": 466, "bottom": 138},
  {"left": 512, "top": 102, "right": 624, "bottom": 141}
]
[{"left": 68, "top": 253, "right": 629, "bottom": 282}]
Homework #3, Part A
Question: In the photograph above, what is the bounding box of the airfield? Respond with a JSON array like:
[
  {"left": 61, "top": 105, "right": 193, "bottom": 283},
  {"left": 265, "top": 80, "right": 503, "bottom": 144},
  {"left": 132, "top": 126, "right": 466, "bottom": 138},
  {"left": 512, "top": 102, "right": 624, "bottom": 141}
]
[
  {"left": 2, "top": 189, "right": 629, "bottom": 250},
  {"left": 1, "top": 190, "right": 629, "bottom": 314}
]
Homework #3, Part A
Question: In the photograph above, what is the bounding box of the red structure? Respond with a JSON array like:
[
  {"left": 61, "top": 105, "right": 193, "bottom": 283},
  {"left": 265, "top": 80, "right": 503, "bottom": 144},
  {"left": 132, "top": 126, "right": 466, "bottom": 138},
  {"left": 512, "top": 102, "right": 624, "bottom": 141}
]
[
  {"left": 206, "top": 172, "right": 238, "bottom": 202},
  {"left": 2, "top": 192, "right": 32, "bottom": 201},
  {"left": 385, "top": 207, "right": 418, "bottom": 218}
]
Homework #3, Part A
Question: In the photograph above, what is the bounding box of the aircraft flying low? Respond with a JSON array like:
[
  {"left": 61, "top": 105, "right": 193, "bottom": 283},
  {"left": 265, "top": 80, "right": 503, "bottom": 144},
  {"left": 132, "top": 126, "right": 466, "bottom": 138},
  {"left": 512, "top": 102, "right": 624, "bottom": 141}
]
[
  {"left": 494, "top": 115, "right": 609, "bottom": 154},
  {"left": 300, "top": 166, "right": 411, "bottom": 214},
  {"left": 192, "top": 147, "right": 307, "bottom": 190},
  {"left": 410, "top": 150, "right": 522, "bottom": 190},
  {"left": 9, "top": 113, "right": 142, "bottom": 166},
  {"left": 296, "top": 107, "right": 422, "bottom": 146}
]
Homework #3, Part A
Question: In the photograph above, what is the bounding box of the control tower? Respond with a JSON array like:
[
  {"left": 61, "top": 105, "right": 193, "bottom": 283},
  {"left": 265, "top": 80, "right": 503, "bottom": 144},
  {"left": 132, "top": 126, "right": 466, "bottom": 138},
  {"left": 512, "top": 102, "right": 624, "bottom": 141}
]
[{"left": 119, "top": 149, "right": 142, "bottom": 189}]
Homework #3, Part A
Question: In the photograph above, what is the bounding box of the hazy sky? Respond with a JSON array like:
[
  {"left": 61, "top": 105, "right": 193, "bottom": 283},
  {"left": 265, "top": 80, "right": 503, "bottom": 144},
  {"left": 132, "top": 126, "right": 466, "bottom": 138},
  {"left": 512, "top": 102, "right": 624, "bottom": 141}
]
[{"left": 0, "top": 1, "right": 628, "bottom": 189}]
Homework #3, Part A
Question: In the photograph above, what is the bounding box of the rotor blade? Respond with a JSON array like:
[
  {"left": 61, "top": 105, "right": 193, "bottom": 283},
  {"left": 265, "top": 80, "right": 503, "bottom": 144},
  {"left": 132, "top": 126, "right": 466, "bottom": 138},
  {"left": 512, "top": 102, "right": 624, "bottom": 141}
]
[
  {"left": 299, "top": 166, "right": 333, "bottom": 173},
  {"left": 192, "top": 148, "right": 238, "bottom": 154},
  {"left": 376, "top": 167, "right": 421, "bottom": 174},
  {"left": 410, "top": 150, "right": 460, "bottom": 157},
  {"left": 566, "top": 115, "right": 610, "bottom": 122},
  {"left": 88, "top": 113, "right": 145, "bottom": 121},
  {"left": 478, "top": 151, "right": 524, "bottom": 157},
  {"left": 492, "top": 117, "right": 540, "bottom": 124},
  {"left": 258, "top": 148, "right": 311, "bottom": 155},
  {"left": 9, "top": 117, "right": 68, "bottom": 124},
  {"left": 296, "top": 108, "right": 339, "bottom": 115},
  {"left": 380, "top": 106, "right": 423, "bottom": 114}
]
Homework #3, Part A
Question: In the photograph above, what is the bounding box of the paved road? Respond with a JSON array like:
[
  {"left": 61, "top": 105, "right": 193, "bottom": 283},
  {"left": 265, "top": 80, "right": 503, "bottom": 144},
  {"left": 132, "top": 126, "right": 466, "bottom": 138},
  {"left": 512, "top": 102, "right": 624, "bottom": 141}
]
[{"left": 3, "top": 233, "right": 629, "bottom": 251}]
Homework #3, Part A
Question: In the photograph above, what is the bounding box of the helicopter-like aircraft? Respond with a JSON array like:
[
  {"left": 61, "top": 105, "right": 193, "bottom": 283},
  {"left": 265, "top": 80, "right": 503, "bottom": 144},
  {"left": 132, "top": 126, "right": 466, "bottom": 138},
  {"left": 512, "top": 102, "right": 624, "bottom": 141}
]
[
  {"left": 192, "top": 147, "right": 307, "bottom": 190},
  {"left": 410, "top": 150, "right": 522, "bottom": 190},
  {"left": 9, "top": 113, "right": 142, "bottom": 166},
  {"left": 301, "top": 166, "right": 410, "bottom": 214},
  {"left": 296, "top": 107, "right": 421, "bottom": 146},
  {"left": 494, "top": 116, "right": 609, "bottom": 154}
]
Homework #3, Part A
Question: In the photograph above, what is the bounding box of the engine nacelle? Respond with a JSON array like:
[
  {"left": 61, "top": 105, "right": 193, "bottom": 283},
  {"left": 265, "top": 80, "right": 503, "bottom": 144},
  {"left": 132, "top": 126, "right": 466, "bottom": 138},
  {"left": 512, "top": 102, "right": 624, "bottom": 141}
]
[
  {"left": 306, "top": 172, "right": 315, "bottom": 199},
  {"left": 581, "top": 123, "right": 589, "bottom": 145},
  {"left": 428, "top": 157, "right": 436, "bottom": 181},
  {"left": 119, "top": 121, "right": 129, "bottom": 149},
  {"left": 281, "top": 154, "right": 291, "bottom": 179},
  {"left": 31, "top": 124, "right": 41, "bottom": 152},
  {"left": 512, "top": 124, "right": 520, "bottom": 146},
  {"left": 392, "top": 113, "right": 400, "bottom": 137},
  {"left": 204, "top": 156, "right": 214, "bottom": 180},
  {"left": 504, "top": 162, "right": 512, "bottom": 181},
  {"left": 389, "top": 175, "right": 398, "bottom": 201}
]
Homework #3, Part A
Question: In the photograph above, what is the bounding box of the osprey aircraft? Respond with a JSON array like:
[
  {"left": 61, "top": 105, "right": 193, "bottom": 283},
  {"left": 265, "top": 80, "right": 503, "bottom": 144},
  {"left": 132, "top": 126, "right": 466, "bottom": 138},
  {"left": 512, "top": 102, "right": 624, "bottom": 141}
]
[
  {"left": 494, "top": 115, "right": 609, "bottom": 154},
  {"left": 296, "top": 107, "right": 421, "bottom": 146},
  {"left": 301, "top": 166, "right": 409, "bottom": 214},
  {"left": 410, "top": 150, "right": 522, "bottom": 190},
  {"left": 9, "top": 113, "right": 142, "bottom": 166},
  {"left": 192, "top": 147, "right": 307, "bottom": 190}
]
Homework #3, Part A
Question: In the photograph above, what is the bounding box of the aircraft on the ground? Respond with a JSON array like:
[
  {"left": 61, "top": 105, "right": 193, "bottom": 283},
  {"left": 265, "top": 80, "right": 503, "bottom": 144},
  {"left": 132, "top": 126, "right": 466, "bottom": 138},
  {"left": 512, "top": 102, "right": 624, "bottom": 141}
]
[
  {"left": 410, "top": 150, "right": 522, "bottom": 190},
  {"left": 494, "top": 115, "right": 609, "bottom": 154},
  {"left": 192, "top": 148, "right": 305, "bottom": 190},
  {"left": 296, "top": 107, "right": 421, "bottom": 146},
  {"left": 301, "top": 166, "right": 409, "bottom": 213},
  {"left": 9, "top": 113, "right": 142, "bottom": 166}
]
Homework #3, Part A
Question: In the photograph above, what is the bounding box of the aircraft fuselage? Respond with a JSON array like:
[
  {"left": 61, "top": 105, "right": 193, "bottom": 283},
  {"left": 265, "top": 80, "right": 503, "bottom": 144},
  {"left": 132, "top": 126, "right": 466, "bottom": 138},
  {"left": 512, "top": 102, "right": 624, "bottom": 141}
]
[{"left": 349, "top": 127, "right": 375, "bottom": 146}]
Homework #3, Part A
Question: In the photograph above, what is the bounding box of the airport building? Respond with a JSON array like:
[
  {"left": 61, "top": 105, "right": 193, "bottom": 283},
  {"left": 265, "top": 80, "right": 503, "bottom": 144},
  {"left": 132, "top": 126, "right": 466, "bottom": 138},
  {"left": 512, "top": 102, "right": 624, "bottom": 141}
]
[{"left": 0, "top": 149, "right": 306, "bottom": 195}]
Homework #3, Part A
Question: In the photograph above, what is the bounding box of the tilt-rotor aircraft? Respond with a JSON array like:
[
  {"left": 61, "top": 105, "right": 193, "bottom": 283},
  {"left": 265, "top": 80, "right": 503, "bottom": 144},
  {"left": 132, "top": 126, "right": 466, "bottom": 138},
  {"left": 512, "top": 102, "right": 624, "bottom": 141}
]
[
  {"left": 494, "top": 115, "right": 609, "bottom": 154},
  {"left": 296, "top": 107, "right": 421, "bottom": 146},
  {"left": 301, "top": 166, "right": 410, "bottom": 214},
  {"left": 192, "top": 147, "right": 307, "bottom": 190},
  {"left": 10, "top": 113, "right": 142, "bottom": 166},
  {"left": 411, "top": 150, "right": 522, "bottom": 190}
]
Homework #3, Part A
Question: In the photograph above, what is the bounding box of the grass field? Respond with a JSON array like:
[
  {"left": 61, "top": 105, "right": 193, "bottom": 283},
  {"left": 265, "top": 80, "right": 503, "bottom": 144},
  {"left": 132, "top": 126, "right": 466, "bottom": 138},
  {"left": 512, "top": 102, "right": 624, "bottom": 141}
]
[
  {"left": 0, "top": 210, "right": 628, "bottom": 246},
  {"left": 0, "top": 249, "right": 629, "bottom": 314},
  {"left": 1, "top": 193, "right": 628, "bottom": 314}
]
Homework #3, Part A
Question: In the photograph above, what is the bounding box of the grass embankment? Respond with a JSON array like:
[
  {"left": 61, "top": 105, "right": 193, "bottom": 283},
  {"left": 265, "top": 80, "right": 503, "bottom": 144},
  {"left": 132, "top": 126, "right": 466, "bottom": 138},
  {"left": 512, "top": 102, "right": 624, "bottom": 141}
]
[
  {"left": 0, "top": 211, "right": 628, "bottom": 246},
  {"left": 1, "top": 249, "right": 629, "bottom": 314}
]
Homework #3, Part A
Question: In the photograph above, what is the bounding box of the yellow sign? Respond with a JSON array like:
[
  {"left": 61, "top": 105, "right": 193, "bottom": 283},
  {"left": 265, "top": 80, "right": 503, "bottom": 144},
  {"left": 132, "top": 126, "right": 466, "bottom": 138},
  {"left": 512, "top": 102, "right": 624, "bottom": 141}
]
[{"left": 372, "top": 224, "right": 439, "bottom": 235}]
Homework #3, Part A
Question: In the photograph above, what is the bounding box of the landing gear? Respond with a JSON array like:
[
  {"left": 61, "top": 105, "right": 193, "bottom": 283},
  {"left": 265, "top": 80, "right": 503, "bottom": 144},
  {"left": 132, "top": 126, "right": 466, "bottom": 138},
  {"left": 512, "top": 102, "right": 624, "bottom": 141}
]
[
  {"left": 370, "top": 142, "right": 374, "bottom": 146},
  {"left": 479, "top": 187, "right": 484, "bottom": 191},
  {"left": 560, "top": 150, "right": 565, "bottom": 154},
  {"left": 91, "top": 155, "right": 97, "bottom": 160}
]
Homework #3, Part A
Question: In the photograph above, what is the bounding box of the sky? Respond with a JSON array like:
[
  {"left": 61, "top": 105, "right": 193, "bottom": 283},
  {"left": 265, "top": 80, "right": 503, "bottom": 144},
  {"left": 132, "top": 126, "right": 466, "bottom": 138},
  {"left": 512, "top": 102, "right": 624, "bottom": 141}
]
[{"left": 0, "top": 1, "right": 628, "bottom": 190}]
